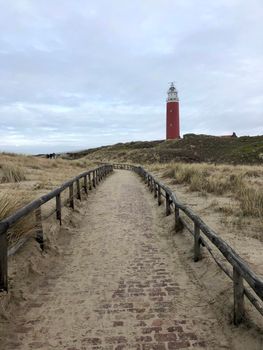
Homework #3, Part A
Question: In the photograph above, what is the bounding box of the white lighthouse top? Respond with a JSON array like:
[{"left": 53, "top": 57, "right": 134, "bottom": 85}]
[{"left": 167, "top": 82, "right": 179, "bottom": 102}]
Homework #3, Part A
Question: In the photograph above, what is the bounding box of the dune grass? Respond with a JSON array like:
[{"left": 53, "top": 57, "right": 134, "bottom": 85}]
[
  {"left": 0, "top": 153, "right": 97, "bottom": 245},
  {"left": 0, "top": 191, "right": 34, "bottom": 245},
  {"left": 149, "top": 162, "right": 263, "bottom": 222},
  {"left": 0, "top": 164, "right": 26, "bottom": 183}
]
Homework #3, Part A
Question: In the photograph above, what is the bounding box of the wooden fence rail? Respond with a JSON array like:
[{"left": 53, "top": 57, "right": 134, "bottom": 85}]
[
  {"left": 1, "top": 162, "right": 262, "bottom": 326},
  {"left": 113, "top": 163, "right": 263, "bottom": 325},
  {"left": 0, "top": 164, "right": 113, "bottom": 292}
]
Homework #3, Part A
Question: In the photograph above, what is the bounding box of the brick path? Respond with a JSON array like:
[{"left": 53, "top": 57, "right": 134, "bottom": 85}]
[{"left": 3, "top": 170, "right": 231, "bottom": 350}]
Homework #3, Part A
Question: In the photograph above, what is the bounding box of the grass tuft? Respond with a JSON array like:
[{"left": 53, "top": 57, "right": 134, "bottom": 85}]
[
  {"left": 150, "top": 162, "right": 263, "bottom": 223},
  {"left": 238, "top": 187, "right": 263, "bottom": 218},
  {"left": 0, "top": 192, "right": 34, "bottom": 245},
  {"left": 0, "top": 164, "right": 26, "bottom": 183},
  {"left": 0, "top": 153, "right": 96, "bottom": 245}
]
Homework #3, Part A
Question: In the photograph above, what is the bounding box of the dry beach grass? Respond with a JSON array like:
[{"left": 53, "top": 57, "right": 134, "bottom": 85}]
[
  {"left": 1, "top": 152, "right": 262, "bottom": 245},
  {"left": 1, "top": 169, "right": 262, "bottom": 349},
  {"left": 0, "top": 153, "right": 96, "bottom": 245},
  {"left": 149, "top": 162, "right": 263, "bottom": 230},
  {"left": 0, "top": 153, "right": 262, "bottom": 349},
  {"left": 148, "top": 162, "right": 263, "bottom": 284}
]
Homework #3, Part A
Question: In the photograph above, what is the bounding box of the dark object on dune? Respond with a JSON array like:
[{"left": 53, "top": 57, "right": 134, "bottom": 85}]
[{"left": 46, "top": 153, "right": 56, "bottom": 159}]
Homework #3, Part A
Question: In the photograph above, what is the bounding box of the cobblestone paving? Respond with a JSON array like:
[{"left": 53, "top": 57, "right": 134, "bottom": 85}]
[{"left": 3, "top": 170, "right": 230, "bottom": 350}]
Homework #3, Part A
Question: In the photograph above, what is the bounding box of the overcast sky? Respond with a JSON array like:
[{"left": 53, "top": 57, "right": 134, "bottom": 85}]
[{"left": 0, "top": 0, "right": 262, "bottom": 154}]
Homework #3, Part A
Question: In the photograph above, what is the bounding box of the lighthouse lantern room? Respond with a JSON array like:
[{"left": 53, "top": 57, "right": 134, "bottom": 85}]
[{"left": 166, "top": 83, "right": 180, "bottom": 139}]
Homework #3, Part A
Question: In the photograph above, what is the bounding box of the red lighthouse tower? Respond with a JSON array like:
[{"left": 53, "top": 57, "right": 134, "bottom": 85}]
[{"left": 166, "top": 83, "right": 180, "bottom": 139}]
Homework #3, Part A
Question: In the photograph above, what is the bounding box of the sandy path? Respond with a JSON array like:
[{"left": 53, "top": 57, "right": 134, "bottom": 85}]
[{"left": 3, "top": 170, "right": 231, "bottom": 350}]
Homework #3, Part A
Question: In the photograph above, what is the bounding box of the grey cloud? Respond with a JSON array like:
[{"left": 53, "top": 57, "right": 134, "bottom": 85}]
[{"left": 0, "top": 0, "right": 262, "bottom": 153}]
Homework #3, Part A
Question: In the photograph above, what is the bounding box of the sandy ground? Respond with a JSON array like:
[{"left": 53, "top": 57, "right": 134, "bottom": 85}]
[
  {"left": 0, "top": 170, "right": 262, "bottom": 349},
  {"left": 155, "top": 177, "right": 263, "bottom": 277},
  {"left": 151, "top": 170, "right": 263, "bottom": 348}
]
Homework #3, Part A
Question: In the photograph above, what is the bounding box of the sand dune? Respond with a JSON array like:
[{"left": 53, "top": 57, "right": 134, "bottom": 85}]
[{"left": 0, "top": 170, "right": 262, "bottom": 349}]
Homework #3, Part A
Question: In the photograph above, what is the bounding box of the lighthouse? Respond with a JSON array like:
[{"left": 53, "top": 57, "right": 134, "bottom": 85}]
[{"left": 166, "top": 83, "right": 180, "bottom": 139}]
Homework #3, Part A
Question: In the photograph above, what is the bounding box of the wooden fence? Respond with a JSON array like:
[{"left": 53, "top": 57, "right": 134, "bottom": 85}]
[
  {"left": 113, "top": 163, "right": 263, "bottom": 325},
  {"left": 0, "top": 164, "right": 113, "bottom": 292},
  {"left": 1, "top": 162, "right": 262, "bottom": 326}
]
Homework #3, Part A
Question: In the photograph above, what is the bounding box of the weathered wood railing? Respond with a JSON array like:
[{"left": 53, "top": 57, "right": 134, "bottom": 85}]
[
  {"left": 113, "top": 163, "right": 263, "bottom": 325},
  {"left": 0, "top": 164, "right": 113, "bottom": 292}
]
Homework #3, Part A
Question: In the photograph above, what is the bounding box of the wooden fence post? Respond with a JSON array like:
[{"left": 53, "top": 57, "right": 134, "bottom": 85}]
[
  {"left": 35, "top": 208, "right": 44, "bottom": 250},
  {"left": 157, "top": 185, "right": 162, "bottom": 206},
  {"left": 154, "top": 181, "right": 157, "bottom": 198},
  {"left": 174, "top": 206, "right": 182, "bottom": 232},
  {"left": 88, "top": 173, "right": 92, "bottom": 190},
  {"left": 96, "top": 169, "right": 98, "bottom": 184},
  {"left": 150, "top": 178, "right": 153, "bottom": 192},
  {"left": 0, "top": 232, "right": 8, "bottom": 291},
  {"left": 92, "top": 171, "right": 96, "bottom": 188},
  {"left": 165, "top": 192, "right": 171, "bottom": 216},
  {"left": 69, "top": 183, "right": 74, "bottom": 209},
  {"left": 56, "top": 193, "right": 62, "bottom": 225},
  {"left": 76, "top": 179, "right": 81, "bottom": 201},
  {"left": 233, "top": 267, "right": 245, "bottom": 325},
  {"left": 194, "top": 223, "right": 201, "bottom": 261},
  {"left": 84, "top": 175, "right": 88, "bottom": 194}
]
